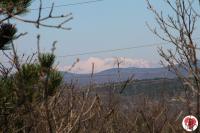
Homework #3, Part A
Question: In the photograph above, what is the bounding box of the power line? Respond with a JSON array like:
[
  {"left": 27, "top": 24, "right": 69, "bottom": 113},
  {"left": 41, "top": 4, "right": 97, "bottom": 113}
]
[
  {"left": 30, "top": 0, "right": 104, "bottom": 11},
  {"left": 57, "top": 38, "right": 200, "bottom": 58},
  {"left": 57, "top": 42, "right": 168, "bottom": 58}
]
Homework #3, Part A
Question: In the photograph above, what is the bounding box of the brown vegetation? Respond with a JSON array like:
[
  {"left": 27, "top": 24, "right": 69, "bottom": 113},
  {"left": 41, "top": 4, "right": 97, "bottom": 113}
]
[{"left": 0, "top": 0, "right": 200, "bottom": 132}]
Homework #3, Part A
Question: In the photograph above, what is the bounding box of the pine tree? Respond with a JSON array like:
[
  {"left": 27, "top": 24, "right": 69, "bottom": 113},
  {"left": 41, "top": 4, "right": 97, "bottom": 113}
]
[{"left": 0, "top": 0, "right": 69, "bottom": 132}]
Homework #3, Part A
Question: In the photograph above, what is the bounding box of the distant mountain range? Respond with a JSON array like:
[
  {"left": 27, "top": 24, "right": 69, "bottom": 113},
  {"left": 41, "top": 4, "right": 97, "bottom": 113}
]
[{"left": 62, "top": 67, "right": 181, "bottom": 85}]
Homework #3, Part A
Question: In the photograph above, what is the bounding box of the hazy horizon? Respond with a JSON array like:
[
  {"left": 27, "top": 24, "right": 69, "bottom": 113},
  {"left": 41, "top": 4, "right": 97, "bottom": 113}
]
[{"left": 2, "top": 0, "right": 200, "bottom": 73}]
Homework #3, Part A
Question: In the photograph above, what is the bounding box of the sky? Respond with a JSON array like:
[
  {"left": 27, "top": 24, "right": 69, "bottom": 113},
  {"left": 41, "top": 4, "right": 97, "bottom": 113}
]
[{"left": 3, "top": 0, "right": 200, "bottom": 73}]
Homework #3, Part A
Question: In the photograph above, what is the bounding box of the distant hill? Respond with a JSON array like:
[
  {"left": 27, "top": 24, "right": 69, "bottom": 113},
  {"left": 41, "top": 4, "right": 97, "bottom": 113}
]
[
  {"left": 62, "top": 67, "right": 180, "bottom": 85},
  {"left": 94, "top": 78, "right": 183, "bottom": 99}
]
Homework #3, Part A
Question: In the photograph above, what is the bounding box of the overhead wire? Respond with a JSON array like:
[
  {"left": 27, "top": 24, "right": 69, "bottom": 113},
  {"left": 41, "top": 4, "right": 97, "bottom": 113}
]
[
  {"left": 57, "top": 37, "right": 200, "bottom": 58},
  {"left": 6, "top": 0, "right": 199, "bottom": 59},
  {"left": 30, "top": 0, "right": 104, "bottom": 11},
  {"left": 57, "top": 42, "right": 168, "bottom": 58}
]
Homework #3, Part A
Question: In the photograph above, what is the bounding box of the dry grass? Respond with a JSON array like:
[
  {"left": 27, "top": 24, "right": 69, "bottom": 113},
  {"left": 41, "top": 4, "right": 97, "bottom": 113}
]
[{"left": 0, "top": 80, "right": 191, "bottom": 133}]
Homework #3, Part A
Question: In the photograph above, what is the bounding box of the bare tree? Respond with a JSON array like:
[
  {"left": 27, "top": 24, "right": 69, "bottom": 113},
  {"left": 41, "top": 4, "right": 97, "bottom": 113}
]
[
  {"left": 0, "top": 0, "right": 72, "bottom": 132},
  {"left": 146, "top": 0, "right": 200, "bottom": 131}
]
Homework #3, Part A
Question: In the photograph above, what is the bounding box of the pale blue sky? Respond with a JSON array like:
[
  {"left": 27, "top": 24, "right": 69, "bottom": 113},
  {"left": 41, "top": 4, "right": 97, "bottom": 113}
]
[{"left": 6, "top": 0, "right": 200, "bottom": 73}]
